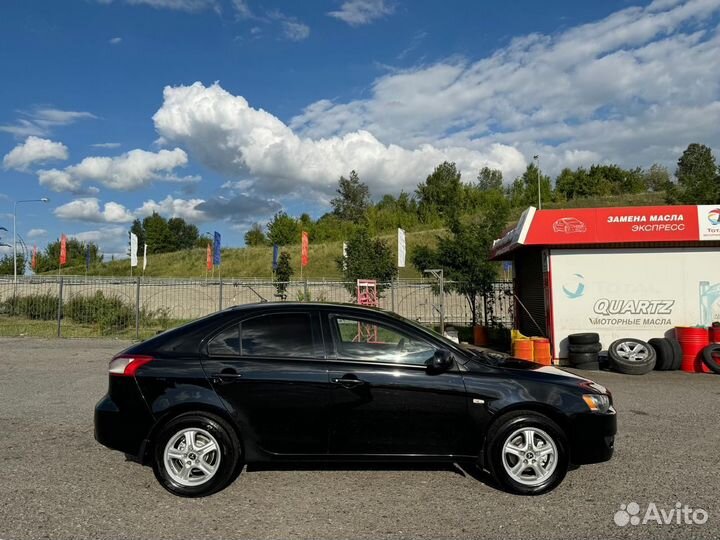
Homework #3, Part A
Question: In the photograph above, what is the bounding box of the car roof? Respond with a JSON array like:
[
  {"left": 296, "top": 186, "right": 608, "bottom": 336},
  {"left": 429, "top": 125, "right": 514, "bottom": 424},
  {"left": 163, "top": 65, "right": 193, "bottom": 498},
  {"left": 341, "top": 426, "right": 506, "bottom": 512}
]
[{"left": 224, "top": 301, "right": 389, "bottom": 315}]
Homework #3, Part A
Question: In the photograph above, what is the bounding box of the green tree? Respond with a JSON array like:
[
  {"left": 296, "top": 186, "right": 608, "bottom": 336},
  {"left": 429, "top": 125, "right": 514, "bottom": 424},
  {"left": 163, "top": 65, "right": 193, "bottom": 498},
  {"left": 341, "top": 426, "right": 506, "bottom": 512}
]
[
  {"left": 675, "top": 143, "right": 719, "bottom": 204},
  {"left": 0, "top": 253, "right": 26, "bottom": 275},
  {"left": 330, "top": 170, "right": 371, "bottom": 223},
  {"left": 416, "top": 161, "right": 463, "bottom": 222},
  {"left": 167, "top": 217, "right": 199, "bottom": 250},
  {"left": 244, "top": 223, "right": 267, "bottom": 247},
  {"left": 477, "top": 167, "right": 503, "bottom": 191},
  {"left": 129, "top": 218, "right": 145, "bottom": 248},
  {"left": 34, "top": 238, "right": 102, "bottom": 273},
  {"left": 336, "top": 227, "right": 397, "bottom": 296},
  {"left": 274, "top": 251, "right": 293, "bottom": 298},
  {"left": 267, "top": 211, "right": 301, "bottom": 246},
  {"left": 142, "top": 213, "right": 172, "bottom": 255},
  {"left": 411, "top": 191, "right": 510, "bottom": 326},
  {"left": 643, "top": 164, "right": 672, "bottom": 192}
]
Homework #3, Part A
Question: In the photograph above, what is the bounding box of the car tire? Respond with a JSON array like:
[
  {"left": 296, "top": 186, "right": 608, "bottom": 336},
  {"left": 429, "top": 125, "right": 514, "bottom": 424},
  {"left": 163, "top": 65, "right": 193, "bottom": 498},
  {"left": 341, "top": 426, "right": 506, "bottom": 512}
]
[
  {"left": 485, "top": 411, "right": 569, "bottom": 496},
  {"left": 568, "top": 333, "right": 600, "bottom": 345},
  {"left": 668, "top": 339, "right": 683, "bottom": 370},
  {"left": 568, "top": 351, "right": 599, "bottom": 365},
  {"left": 608, "top": 338, "right": 656, "bottom": 375},
  {"left": 572, "top": 360, "right": 600, "bottom": 370},
  {"left": 568, "top": 342, "right": 602, "bottom": 354},
  {"left": 701, "top": 344, "right": 720, "bottom": 374},
  {"left": 648, "top": 338, "right": 674, "bottom": 371},
  {"left": 152, "top": 412, "right": 241, "bottom": 497}
]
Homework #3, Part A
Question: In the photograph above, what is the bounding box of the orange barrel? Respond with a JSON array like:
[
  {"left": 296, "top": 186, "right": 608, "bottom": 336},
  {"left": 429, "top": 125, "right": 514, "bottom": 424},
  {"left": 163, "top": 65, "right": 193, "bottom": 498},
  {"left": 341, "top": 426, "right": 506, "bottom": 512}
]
[
  {"left": 710, "top": 326, "right": 720, "bottom": 343},
  {"left": 676, "top": 327, "right": 711, "bottom": 373},
  {"left": 531, "top": 337, "right": 552, "bottom": 366},
  {"left": 512, "top": 338, "right": 534, "bottom": 361},
  {"left": 473, "top": 325, "right": 489, "bottom": 346}
]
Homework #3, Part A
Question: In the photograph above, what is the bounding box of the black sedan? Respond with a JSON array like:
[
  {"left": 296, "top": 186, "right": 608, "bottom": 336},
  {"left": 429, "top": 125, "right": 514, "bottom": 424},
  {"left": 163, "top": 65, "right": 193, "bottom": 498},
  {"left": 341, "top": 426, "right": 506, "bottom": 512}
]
[{"left": 95, "top": 302, "right": 616, "bottom": 497}]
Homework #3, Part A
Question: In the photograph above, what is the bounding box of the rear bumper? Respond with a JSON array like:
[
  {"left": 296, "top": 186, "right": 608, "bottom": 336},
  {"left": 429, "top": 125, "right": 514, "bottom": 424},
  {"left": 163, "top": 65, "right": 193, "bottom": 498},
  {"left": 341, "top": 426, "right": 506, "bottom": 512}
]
[
  {"left": 567, "top": 408, "right": 617, "bottom": 464},
  {"left": 94, "top": 378, "right": 155, "bottom": 458}
]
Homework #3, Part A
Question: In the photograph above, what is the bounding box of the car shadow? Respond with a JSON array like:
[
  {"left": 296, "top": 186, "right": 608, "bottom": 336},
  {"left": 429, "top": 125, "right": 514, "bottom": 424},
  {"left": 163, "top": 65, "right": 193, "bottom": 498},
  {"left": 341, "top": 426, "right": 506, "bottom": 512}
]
[{"left": 243, "top": 461, "right": 503, "bottom": 491}]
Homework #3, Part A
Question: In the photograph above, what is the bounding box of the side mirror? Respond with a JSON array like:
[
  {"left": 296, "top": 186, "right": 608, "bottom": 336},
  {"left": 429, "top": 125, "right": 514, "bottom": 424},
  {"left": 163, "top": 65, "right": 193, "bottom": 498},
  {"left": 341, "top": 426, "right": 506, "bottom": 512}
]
[{"left": 430, "top": 350, "right": 454, "bottom": 371}]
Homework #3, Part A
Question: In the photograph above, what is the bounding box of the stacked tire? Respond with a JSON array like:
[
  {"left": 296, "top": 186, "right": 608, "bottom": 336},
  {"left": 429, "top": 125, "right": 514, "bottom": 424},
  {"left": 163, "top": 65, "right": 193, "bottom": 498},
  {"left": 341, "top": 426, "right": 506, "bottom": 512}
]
[
  {"left": 608, "top": 338, "right": 656, "bottom": 375},
  {"left": 567, "top": 333, "right": 601, "bottom": 370},
  {"left": 647, "top": 338, "right": 682, "bottom": 371},
  {"left": 701, "top": 344, "right": 720, "bottom": 374}
]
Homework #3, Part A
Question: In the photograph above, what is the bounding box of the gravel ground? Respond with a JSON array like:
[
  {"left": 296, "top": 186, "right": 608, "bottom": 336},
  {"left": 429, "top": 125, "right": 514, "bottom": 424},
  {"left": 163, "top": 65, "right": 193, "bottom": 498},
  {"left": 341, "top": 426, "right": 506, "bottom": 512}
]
[{"left": 1, "top": 337, "right": 718, "bottom": 540}]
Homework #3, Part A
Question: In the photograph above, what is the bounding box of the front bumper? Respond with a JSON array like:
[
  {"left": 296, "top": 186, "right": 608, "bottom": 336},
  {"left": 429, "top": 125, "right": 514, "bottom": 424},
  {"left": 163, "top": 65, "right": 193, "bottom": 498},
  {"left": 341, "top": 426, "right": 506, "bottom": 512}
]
[{"left": 567, "top": 407, "right": 617, "bottom": 464}]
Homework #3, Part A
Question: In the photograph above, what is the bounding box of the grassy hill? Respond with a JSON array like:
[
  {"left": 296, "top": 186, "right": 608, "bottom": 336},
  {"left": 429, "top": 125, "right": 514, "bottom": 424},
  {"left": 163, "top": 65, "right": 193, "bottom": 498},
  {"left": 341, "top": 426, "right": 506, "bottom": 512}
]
[
  {"left": 57, "top": 228, "right": 446, "bottom": 279},
  {"left": 52, "top": 191, "right": 667, "bottom": 279}
]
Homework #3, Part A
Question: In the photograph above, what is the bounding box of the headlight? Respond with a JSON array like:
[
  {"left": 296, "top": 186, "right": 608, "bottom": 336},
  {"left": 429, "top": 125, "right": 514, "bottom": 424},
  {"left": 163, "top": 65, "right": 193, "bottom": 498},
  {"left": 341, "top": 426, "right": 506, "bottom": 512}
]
[{"left": 582, "top": 393, "right": 611, "bottom": 413}]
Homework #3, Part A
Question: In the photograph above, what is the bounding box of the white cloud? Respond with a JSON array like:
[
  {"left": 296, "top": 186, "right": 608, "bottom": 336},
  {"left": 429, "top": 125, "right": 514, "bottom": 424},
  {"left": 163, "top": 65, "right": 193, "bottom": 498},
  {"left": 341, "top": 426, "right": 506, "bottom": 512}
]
[
  {"left": 54, "top": 198, "right": 134, "bottom": 223},
  {"left": 109, "top": 36, "right": 122, "bottom": 44},
  {"left": 295, "top": 0, "right": 720, "bottom": 176},
  {"left": 27, "top": 228, "right": 47, "bottom": 239},
  {"left": 91, "top": 142, "right": 122, "bottom": 148},
  {"left": 98, "top": 0, "right": 219, "bottom": 12},
  {"left": 136, "top": 195, "right": 208, "bottom": 221},
  {"left": 3, "top": 136, "right": 69, "bottom": 171},
  {"left": 281, "top": 19, "right": 310, "bottom": 41},
  {"left": 70, "top": 226, "right": 128, "bottom": 260},
  {"left": 328, "top": 0, "right": 394, "bottom": 25},
  {"left": 232, "top": 0, "right": 252, "bottom": 19},
  {"left": 153, "top": 82, "right": 526, "bottom": 196},
  {"left": 38, "top": 148, "right": 188, "bottom": 192},
  {"left": 0, "top": 108, "right": 96, "bottom": 137}
]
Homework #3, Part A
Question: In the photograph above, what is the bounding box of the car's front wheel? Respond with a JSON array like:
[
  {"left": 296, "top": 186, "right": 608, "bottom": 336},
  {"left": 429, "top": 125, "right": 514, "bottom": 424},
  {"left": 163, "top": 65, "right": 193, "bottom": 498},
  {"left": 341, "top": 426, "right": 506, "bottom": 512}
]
[
  {"left": 486, "top": 411, "right": 568, "bottom": 495},
  {"left": 152, "top": 412, "right": 241, "bottom": 497}
]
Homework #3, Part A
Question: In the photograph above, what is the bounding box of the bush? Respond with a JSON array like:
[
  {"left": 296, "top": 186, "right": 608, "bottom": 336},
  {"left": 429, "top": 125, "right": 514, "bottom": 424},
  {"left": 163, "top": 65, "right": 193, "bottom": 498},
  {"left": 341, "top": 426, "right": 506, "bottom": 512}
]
[
  {"left": 2, "top": 293, "right": 59, "bottom": 320},
  {"left": 64, "top": 291, "right": 134, "bottom": 332}
]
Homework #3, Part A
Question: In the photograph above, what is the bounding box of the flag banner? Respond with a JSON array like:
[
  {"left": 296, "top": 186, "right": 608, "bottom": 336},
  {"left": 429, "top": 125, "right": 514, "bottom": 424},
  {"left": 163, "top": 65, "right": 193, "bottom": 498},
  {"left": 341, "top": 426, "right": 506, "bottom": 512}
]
[
  {"left": 206, "top": 243, "right": 213, "bottom": 271},
  {"left": 213, "top": 231, "right": 221, "bottom": 266},
  {"left": 301, "top": 231, "right": 309, "bottom": 267},
  {"left": 32, "top": 244, "right": 37, "bottom": 270},
  {"left": 342, "top": 241, "right": 347, "bottom": 270},
  {"left": 272, "top": 244, "right": 279, "bottom": 271},
  {"left": 143, "top": 243, "right": 148, "bottom": 272},
  {"left": 130, "top": 233, "right": 138, "bottom": 267},
  {"left": 59, "top": 234, "right": 67, "bottom": 266},
  {"left": 85, "top": 244, "right": 91, "bottom": 271},
  {"left": 397, "top": 228, "right": 406, "bottom": 268}
]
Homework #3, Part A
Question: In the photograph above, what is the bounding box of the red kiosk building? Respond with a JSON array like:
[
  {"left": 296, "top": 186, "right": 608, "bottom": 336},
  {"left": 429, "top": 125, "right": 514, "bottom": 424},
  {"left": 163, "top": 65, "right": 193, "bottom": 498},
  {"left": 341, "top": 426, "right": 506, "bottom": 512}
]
[{"left": 490, "top": 205, "right": 720, "bottom": 361}]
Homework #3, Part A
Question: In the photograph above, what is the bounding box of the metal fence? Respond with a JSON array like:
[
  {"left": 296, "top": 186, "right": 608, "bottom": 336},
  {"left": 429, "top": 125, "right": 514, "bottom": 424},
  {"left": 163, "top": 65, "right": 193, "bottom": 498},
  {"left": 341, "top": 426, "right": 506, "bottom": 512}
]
[{"left": 0, "top": 276, "right": 514, "bottom": 339}]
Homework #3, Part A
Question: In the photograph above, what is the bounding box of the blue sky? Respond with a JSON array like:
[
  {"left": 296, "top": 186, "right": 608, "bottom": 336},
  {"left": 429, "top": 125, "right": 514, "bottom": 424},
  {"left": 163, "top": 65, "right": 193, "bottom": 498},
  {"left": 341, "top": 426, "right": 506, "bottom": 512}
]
[{"left": 1, "top": 0, "right": 719, "bottom": 259}]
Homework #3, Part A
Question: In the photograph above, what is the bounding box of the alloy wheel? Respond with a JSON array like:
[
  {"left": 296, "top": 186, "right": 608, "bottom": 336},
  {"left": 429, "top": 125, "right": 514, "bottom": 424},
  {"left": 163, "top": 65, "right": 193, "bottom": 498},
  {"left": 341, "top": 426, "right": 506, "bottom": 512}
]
[
  {"left": 615, "top": 341, "right": 650, "bottom": 362},
  {"left": 163, "top": 428, "right": 221, "bottom": 487},
  {"left": 501, "top": 427, "right": 558, "bottom": 486}
]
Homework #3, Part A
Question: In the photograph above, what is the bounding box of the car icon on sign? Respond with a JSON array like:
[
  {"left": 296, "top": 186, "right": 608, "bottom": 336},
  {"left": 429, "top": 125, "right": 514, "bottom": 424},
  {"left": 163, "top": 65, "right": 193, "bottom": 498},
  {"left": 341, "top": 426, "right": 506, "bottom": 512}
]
[{"left": 553, "top": 217, "right": 587, "bottom": 233}]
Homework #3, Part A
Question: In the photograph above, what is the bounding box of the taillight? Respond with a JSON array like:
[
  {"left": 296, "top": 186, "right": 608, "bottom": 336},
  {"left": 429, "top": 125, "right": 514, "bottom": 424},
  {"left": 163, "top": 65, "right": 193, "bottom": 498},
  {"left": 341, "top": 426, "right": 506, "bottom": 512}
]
[{"left": 109, "top": 355, "right": 154, "bottom": 376}]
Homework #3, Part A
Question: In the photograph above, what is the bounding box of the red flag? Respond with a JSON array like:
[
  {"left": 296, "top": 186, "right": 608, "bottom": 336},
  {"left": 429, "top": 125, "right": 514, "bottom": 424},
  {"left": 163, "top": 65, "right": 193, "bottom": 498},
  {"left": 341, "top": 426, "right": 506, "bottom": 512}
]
[
  {"left": 31, "top": 244, "right": 37, "bottom": 270},
  {"left": 301, "top": 231, "right": 309, "bottom": 267},
  {"left": 59, "top": 234, "right": 67, "bottom": 266},
  {"left": 206, "top": 243, "right": 213, "bottom": 271}
]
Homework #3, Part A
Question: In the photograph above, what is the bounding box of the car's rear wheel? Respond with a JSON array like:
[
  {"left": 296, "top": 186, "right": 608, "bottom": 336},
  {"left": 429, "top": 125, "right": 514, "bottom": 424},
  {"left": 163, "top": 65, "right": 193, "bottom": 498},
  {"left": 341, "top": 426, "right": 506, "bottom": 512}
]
[
  {"left": 486, "top": 411, "right": 568, "bottom": 495},
  {"left": 152, "top": 413, "right": 241, "bottom": 497}
]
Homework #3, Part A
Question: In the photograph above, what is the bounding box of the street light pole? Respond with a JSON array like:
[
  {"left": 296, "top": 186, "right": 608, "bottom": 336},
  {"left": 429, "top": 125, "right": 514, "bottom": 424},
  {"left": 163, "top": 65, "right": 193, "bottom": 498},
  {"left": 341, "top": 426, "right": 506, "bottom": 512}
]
[
  {"left": 13, "top": 198, "right": 49, "bottom": 283},
  {"left": 533, "top": 155, "right": 542, "bottom": 210}
]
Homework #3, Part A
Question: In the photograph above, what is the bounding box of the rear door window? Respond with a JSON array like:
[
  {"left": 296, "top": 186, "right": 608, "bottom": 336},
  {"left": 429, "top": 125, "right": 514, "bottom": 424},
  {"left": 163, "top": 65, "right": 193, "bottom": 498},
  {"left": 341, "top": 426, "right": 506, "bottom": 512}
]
[
  {"left": 241, "top": 313, "right": 315, "bottom": 358},
  {"left": 208, "top": 324, "right": 240, "bottom": 356}
]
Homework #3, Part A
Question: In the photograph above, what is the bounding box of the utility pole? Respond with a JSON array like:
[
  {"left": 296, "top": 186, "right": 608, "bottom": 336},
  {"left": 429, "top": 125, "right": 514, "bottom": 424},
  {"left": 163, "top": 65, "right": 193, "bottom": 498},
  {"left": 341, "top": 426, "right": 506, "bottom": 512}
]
[{"left": 533, "top": 155, "right": 542, "bottom": 210}]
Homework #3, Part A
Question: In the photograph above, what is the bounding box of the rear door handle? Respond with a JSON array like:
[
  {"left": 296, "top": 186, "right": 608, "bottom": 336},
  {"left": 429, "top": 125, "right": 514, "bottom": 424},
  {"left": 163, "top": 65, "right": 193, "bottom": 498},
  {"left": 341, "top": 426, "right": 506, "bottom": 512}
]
[
  {"left": 331, "top": 377, "right": 365, "bottom": 388},
  {"left": 211, "top": 372, "right": 243, "bottom": 384}
]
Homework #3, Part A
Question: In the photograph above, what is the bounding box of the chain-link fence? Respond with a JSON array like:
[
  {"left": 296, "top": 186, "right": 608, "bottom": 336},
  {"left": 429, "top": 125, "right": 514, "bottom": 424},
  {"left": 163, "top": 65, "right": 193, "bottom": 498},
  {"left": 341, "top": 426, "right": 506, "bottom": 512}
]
[{"left": 0, "top": 276, "right": 513, "bottom": 339}]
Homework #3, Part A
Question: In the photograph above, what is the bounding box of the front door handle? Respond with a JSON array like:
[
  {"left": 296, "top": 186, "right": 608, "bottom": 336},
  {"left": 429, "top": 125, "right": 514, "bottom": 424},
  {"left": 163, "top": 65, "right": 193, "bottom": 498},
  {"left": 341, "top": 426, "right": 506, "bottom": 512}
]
[{"left": 331, "top": 376, "right": 365, "bottom": 388}]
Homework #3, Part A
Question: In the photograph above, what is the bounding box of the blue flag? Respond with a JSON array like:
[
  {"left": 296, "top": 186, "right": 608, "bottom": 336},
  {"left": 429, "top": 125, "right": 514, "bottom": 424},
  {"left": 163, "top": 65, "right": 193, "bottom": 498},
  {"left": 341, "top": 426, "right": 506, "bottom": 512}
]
[
  {"left": 272, "top": 244, "right": 279, "bottom": 271},
  {"left": 85, "top": 245, "right": 91, "bottom": 271},
  {"left": 213, "top": 231, "right": 221, "bottom": 266}
]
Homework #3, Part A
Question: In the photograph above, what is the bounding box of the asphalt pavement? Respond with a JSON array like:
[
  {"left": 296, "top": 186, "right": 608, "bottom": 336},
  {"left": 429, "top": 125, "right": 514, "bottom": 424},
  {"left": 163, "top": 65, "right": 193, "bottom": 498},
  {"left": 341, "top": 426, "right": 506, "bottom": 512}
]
[{"left": 1, "top": 337, "right": 718, "bottom": 540}]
